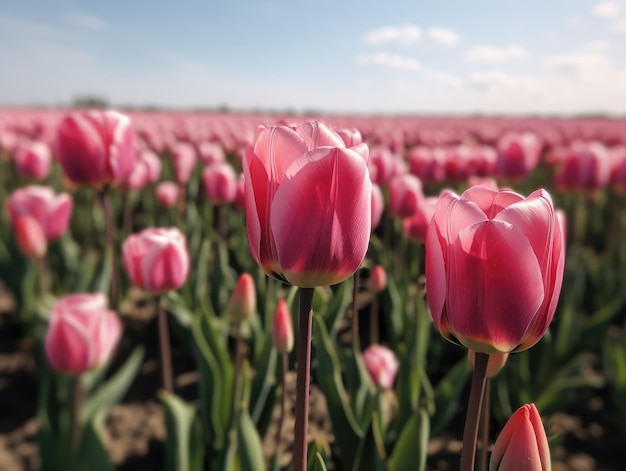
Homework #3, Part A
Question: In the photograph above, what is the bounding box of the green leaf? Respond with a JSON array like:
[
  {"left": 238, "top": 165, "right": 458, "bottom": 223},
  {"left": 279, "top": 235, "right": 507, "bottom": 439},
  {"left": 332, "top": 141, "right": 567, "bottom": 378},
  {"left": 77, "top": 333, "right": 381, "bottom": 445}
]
[
  {"left": 311, "top": 452, "right": 328, "bottom": 471},
  {"left": 387, "top": 408, "right": 429, "bottom": 471},
  {"left": 159, "top": 391, "right": 205, "bottom": 471},
  {"left": 249, "top": 338, "right": 278, "bottom": 436},
  {"left": 431, "top": 356, "right": 472, "bottom": 436},
  {"left": 74, "top": 412, "right": 116, "bottom": 471}
]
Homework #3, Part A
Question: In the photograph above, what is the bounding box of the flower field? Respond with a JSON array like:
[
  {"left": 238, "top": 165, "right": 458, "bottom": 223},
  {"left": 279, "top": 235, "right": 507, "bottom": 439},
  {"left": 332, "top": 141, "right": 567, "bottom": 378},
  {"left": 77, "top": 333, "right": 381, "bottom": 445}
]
[{"left": 1, "top": 107, "right": 625, "bottom": 470}]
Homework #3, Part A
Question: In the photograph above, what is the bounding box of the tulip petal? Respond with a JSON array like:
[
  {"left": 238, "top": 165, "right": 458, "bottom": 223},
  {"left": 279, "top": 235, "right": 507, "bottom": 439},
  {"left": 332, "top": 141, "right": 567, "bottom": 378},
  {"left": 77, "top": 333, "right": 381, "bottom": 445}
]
[
  {"left": 271, "top": 147, "right": 371, "bottom": 287},
  {"left": 253, "top": 125, "right": 308, "bottom": 181},
  {"left": 462, "top": 185, "right": 524, "bottom": 219},
  {"left": 296, "top": 121, "right": 345, "bottom": 149},
  {"left": 448, "top": 219, "right": 545, "bottom": 353},
  {"left": 425, "top": 221, "right": 447, "bottom": 330}
]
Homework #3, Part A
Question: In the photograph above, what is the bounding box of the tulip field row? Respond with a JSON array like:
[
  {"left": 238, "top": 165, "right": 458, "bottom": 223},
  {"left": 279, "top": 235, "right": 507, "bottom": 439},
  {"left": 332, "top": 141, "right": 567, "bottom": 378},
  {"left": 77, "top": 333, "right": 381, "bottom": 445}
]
[{"left": 0, "top": 106, "right": 625, "bottom": 471}]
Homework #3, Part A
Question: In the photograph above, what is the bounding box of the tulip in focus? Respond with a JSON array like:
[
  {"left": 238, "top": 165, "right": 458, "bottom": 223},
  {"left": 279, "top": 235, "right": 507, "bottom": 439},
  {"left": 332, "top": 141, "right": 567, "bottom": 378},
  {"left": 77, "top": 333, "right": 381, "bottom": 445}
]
[
  {"left": 202, "top": 161, "right": 238, "bottom": 204},
  {"left": 45, "top": 293, "right": 122, "bottom": 375},
  {"left": 468, "top": 349, "right": 509, "bottom": 378},
  {"left": 425, "top": 184, "right": 565, "bottom": 353},
  {"left": 56, "top": 110, "right": 136, "bottom": 187},
  {"left": 122, "top": 227, "right": 190, "bottom": 294},
  {"left": 272, "top": 299, "right": 294, "bottom": 354},
  {"left": 7, "top": 186, "right": 73, "bottom": 245},
  {"left": 156, "top": 182, "right": 180, "bottom": 208},
  {"left": 226, "top": 273, "right": 256, "bottom": 323},
  {"left": 490, "top": 403, "right": 551, "bottom": 471},
  {"left": 362, "top": 344, "right": 399, "bottom": 389},
  {"left": 13, "top": 140, "right": 52, "bottom": 180},
  {"left": 244, "top": 120, "right": 372, "bottom": 287}
]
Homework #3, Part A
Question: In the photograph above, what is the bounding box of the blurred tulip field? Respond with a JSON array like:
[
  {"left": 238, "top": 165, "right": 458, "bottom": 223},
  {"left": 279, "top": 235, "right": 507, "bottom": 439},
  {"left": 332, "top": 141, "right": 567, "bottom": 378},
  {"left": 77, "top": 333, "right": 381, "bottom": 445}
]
[{"left": 1, "top": 106, "right": 626, "bottom": 471}]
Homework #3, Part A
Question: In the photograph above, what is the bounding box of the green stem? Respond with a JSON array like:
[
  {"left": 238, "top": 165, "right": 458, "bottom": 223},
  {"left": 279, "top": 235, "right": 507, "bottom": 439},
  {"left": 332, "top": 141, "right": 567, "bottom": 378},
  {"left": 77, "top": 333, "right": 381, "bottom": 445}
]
[
  {"left": 157, "top": 296, "right": 174, "bottom": 393},
  {"left": 230, "top": 321, "right": 244, "bottom": 428},
  {"left": 70, "top": 375, "right": 83, "bottom": 455},
  {"left": 352, "top": 271, "right": 361, "bottom": 350},
  {"left": 99, "top": 190, "right": 118, "bottom": 308},
  {"left": 293, "top": 287, "right": 315, "bottom": 471},
  {"left": 274, "top": 352, "right": 288, "bottom": 456},
  {"left": 460, "top": 352, "right": 490, "bottom": 471}
]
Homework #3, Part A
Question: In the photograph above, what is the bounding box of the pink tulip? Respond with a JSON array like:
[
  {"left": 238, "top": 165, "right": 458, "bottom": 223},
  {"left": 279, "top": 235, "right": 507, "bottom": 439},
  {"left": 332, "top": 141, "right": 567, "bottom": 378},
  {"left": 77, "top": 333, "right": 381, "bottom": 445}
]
[
  {"left": 13, "top": 141, "right": 52, "bottom": 180},
  {"left": 45, "top": 293, "right": 122, "bottom": 375},
  {"left": 425, "top": 185, "right": 564, "bottom": 353},
  {"left": 495, "top": 132, "right": 542, "bottom": 180},
  {"left": 155, "top": 182, "right": 179, "bottom": 208},
  {"left": 171, "top": 142, "right": 197, "bottom": 185},
  {"left": 408, "top": 146, "right": 446, "bottom": 184},
  {"left": 198, "top": 141, "right": 226, "bottom": 165},
  {"left": 490, "top": 404, "right": 551, "bottom": 471},
  {"left": 272, "top": 299, "right": 294, "bottom": 354},
  {"left": 368, "top": 146, "right": 396, "bottom": 185},
  {"left": 122, "top": 227, "right": 190, "bottom": 294},
  {"left": 402, "top": 196, "right": 438, "bottom": 242},
  {"left": 362, "top": 344, "right": 399, "bottom": 389},
  {"left": 234, "top": 173, "right": 246, "bottom": 210},
  {"left": 389, "top": 173, "right": 424, "bottom": 219},
  {"left": 7, "top": 186, "right": 73, "bottom": 242},
  {"left": 368, "top": 265, "right": 387, "bottom": 294},
  {"left": 227, "top": 273, "right": 256, "bottom": 322},
  {"left": 335, "top": 128, "right": 363, "bottom": 147},
  {"left": 371, "top": 183, "right": 384, "bottom": 231},
  {"left": 202, "top": 162, "right": 238, "bottom": 204},
  {"left": 552, "top": 141, "right": 612, "bottom": 192},
  {"left": 123, "top": 150, "right": 162, "bottom": 191},
  {"left": 244, "top": 120, "right": 372, "bottom": 287},
  {"left": 12, "top": 216, "right": 47, "bottom": 258},
  {"left": 56, "top": 110, "right": 136, "bottom": 187}
]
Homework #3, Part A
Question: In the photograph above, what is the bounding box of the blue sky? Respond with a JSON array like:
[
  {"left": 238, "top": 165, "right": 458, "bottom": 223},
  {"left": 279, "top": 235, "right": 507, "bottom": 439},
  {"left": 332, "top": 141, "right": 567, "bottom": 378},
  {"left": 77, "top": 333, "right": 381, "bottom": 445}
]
[{"left": 1, "top": 0, "right": 625, "bottom": 115}]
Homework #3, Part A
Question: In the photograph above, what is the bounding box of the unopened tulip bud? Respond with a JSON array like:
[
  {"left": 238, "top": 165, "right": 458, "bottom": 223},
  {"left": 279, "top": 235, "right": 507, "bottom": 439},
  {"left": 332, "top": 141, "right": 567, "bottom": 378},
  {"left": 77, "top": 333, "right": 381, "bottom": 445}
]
[
  {"left": 468, "top": 350, "right": 509, "bottom": 378},
  {"left": 14, "top": 141, "right": 52, "bottom": 180},
  {"left": 368, "top": 265, "right": 387, "bottom": 294},
  {"left": 156, "top": 182, "right": 179, "bottom": 208},
  {"left": 45, "top": 293, "right": 122, "bottom": 375},
  {"left": 389, "top": 173, "right": 424, "bottom": 219},
  {"left": 227, "top": 273, "right": 256, "bottom": 323},
  {"left": 490, "top": 403, "right": 551, "bottom": 471},
  {"left": 13, "top": 216, "right": 47, "bottom": 258},
  {"left": 202, "top": 162, "right": 238, "bottom": 204},
  {"left": 272, "top": 299, "right": 294, "bottom": 353},
  {"left": 362, "top": 344, "right": 399, "bottom": 389}
]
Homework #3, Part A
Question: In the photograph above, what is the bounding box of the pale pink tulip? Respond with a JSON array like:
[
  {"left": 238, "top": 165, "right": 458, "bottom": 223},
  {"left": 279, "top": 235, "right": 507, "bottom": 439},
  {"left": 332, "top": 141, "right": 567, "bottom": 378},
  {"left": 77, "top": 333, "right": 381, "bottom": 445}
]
[
  {"left": 171, "top": 142, "right": 197, "bottom": 185},
  {"left": 202, "top": 162, "right": 238, "bottom": 204},
  {"left": 45, "top": 293, "right": 122, "bottom": 375},
  {"left": 227, "top": 273, "right": 256, "bottom": 322},
  {"left": 362, "top": 344, "right": 399, "bottom": 389},
  {"left": 13, "top": 141, "right": 52, "bottom": 180},
  {"left": 122, "top": 227, "right": 190, "bottom": 294},
  {"left": 155, "top": 182, "right": 179, "bottom": 208},
  {"left": 389, "top": 173, "right": 424, "bottom": 219}
]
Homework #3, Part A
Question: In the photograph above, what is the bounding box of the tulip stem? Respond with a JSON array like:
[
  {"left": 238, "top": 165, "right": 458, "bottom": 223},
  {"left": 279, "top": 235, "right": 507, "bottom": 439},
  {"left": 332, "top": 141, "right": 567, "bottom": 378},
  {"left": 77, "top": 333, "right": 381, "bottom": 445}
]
[
  {"left": 230, "top": 321, "right": 244, "bottom": 428},
  {"left": 157, "top": 296, "right": 174, "bottom": 393},
  {"left": 352, "top": 270, "right": 361, "bottom": 350},
  {"left": 460, "top": 351, "right": 489, "bottom": 471},
  {"left": 478, "top": 379, "right": 491, "bottom": 471},
  {"left": 274, "top": 352, "right": 288, "bottom": 457},
  {"left": 99, "top": 190, "right": 118, "bottom": 308},
  {"left": 70, "top": 375, "right": 83, "bottom": 454},
  {"left": 293, "top": 287, "right": 314, "bottom": 471}
]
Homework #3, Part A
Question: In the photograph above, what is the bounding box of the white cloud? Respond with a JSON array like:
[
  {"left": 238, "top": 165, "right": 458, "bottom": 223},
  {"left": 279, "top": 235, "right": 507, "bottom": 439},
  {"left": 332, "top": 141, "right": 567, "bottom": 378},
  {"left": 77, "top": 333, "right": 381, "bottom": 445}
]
[
  {"left": 425, "top": 27, "right": 459, "bottom": 46},
  {"left": 63, "top": 12, "right": 106, "bottom": 30},
  {"left": 356, "top": 52, "right": 420, "bottom": 71},
  {"left": 593, "top": 2, "right": 619, "bottom": 17},
  {"left": 467, "top": 70, "right": 540, "bottom": 92},
  {"left": 464, "top": 44, "right": 527, "bottom": 63},
  {"left": 583, "top": 39, "right": 612, "bottom": 52},
  {"left": 546, "top": 52, "right": 612, "bottom": 80},
  {"left": 363, "top": 25, "right": 421, "bottom": 46},
  {"left": 613, "top": 18, "right": 626, "bottom": 32}
]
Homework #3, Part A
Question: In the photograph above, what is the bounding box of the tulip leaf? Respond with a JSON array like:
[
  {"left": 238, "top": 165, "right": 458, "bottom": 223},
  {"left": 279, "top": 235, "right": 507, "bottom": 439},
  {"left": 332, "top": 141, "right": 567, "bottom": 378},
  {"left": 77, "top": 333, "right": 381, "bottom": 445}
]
[
  {"left": 312, "top": 314, "right": 365, "bottom": 469},
  {"left": 159, "top": 391, "right": 205, "bottom": 471},
  {"left": 81, "top": 346, "right": 144, "bottom": 425},
  {"left": 387, "top": 408, "right": 429, "bottom": 471},
  {"left": 325, "top": 279, "right": 352, "bottom": 338},
  {"left": 431, "top": 356, "right": 472, "bottom": 436},
  {"left": 249, "top": 337, "right": 278, "bottom": 437},
  {"left": 74, "top": 411, "right": 116, "bottom": 471},
  {"left": 311, "top": 452, "right": 328, "bottom": 471},
  {"left": 603, "top": 330, "right": 626, "bottom": 436},
  {"left": 353, "top": 409, "right": 387, "bottom": 471}
]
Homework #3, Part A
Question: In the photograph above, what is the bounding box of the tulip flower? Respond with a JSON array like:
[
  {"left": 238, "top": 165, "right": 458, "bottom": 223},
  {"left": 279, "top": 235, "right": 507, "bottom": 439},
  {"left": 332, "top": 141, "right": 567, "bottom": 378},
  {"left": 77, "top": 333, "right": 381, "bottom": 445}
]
[
  {"left": 202, "top": 161, "right": 238, "bottom": 204},
  {"left": 425, "top": 184, "right": 564, "bottom": 354},
  {"left": 371, "top": 183, "right": 384, "bottom": 231},
  {"left": 490, "top": 404, "right": 551, "bottom": 471},
  {"left": 12, "top": 215, "right": 47, "bottom": 258},
  {"left": 56, "top": 110, "right": 136, "bottom": 187},
  {"left": 552, "top": 141, "right": 612, "bottom": 192},
  {"left": 402, "top": 196, "right": 438, "bottom": 242},
  {"left": 226, "top": 273, "right": 256, "bottom": 323},
  {"left": 45, "top": 293, "right": 122, "bottom": 375},
  {"left": 272, "top": 299, "right": 294, "bottom": 354},
  {"left": 388, "top": 173, "right": 424, "bottom": 219},
  {"left": 495, "top": 132, "right": 542, "bottom": 180},
  {"left": 13, "top": 140, "right": 52, "bottom": 180},
  {"left": 155, "top": 182, "right": 180, "bottom": 208},
  {"left": 362, "top": 344, "right": 399, "bottom": 389},
  {"left": 171, "top": 142, "right": 197, "bottom": 185},
  {"left": 122, "top": 227, "right": 190, "bottom": 294},
  {"left": 243, "top": 120, "right": 372, "bottom": 288},
  {"left": 7, "top": 186, "right": 73, "bottom": 243},
  {"left": 368, "top": 265, "right": 387, "bottom": 294}
]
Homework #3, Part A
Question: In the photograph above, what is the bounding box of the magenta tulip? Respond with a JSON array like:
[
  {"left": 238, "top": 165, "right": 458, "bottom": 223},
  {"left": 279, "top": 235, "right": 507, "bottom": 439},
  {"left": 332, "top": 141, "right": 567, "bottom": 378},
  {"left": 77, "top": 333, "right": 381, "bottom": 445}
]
[
  {"left": 362, "top": 344, "right": 399, "bottom": 389},
  {"left": 425, "top": 185, "right": 564, "bottom": 353},
  {"left": 56, "top": 110, "right": 136, "bottom": 187},
  {"left": 122, "top": 227, "right": 190, "bottom": 294},
  {"left": 495, "top": 132, "right": 542, "bottom": 180},
  {"left": 7, "top": 186, "right": 73, "bottom": 242},
  {"left": 45, "top": 293, "right": 122, "bottom": 375},
  {"left": 490, "top": 404, "right": 551, "bottom": 471},
  {"left": 244, "top": 120, "right": 372, "bottom": 287},
  {"left": 552, "top": 141, "right": 612, "bottom": 192},
  {"left": 12, "top": 215, "right": 47, "bottom": 258},
  {"left": 368, "top": 265, "right": 387, "bottom": 294}
]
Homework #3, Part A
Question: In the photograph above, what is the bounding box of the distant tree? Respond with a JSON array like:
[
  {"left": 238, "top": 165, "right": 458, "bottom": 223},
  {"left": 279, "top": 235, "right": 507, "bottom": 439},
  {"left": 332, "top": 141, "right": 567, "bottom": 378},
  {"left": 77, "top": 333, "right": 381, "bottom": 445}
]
[{"left": 71, "top": 95, "right": 109, "bottom": 109}]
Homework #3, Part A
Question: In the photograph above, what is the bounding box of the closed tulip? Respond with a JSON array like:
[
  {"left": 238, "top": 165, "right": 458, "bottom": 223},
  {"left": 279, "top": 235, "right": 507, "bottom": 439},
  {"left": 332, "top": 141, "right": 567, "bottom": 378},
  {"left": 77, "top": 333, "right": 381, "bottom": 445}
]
[
  {"left": 388, "top": 173, "right": 424, "bottom": 219},
  {"left": 402, "top": 196, "right": 438, "bottom": 242},
  {"left": 155, "top": 182, "right": 179, "bottom": 208},
  {"left": 56, "top": 110, "right": 136, "bottom": 187},
  {"left": 244, "top": 120, "right": 372, "bottom": 287},
  {"left": 122, "top": 227, "right": 190, "bottom": 294},
  {"left": 45, "top": 293, "right": 122, "bottom": 375},
  {"left": 202, "top": 161, "right": 238, "bottom": 204},
  {"left": 425, "top": 184, "right": 564, "bottom": 353},
  {"left": 226, "top": 273, "right": 256, "bottom": 323},
  {"left": 171, "top": 142, "right": 197, "bottom": 185},
  {"left": 495, "top": 132, "right": 542, "bottom": 180},
  {"left": 490, "top": 404, "right": 551, "bottom": 471},
  {"left": 272, "top": 299, "right": 294, "bottom": 354},
  {"left": 362, "top": 344, "right": 399, "bottom": 389},
  {"left": 368, "top": 265, "right": 387, "bottom": 294},
  {"left": 7, "top": 186, "right": 73, "bottom": 243},
  {"left": 13, "top": 140, "right": 52, "bottom": 180}
]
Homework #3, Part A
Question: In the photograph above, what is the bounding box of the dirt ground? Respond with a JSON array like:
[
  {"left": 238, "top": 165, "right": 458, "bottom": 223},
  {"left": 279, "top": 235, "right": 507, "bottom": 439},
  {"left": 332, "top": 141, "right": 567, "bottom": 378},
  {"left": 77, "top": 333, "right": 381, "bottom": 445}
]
[{"left": 0, "top": 281, "right": 624, "bottom": 470}]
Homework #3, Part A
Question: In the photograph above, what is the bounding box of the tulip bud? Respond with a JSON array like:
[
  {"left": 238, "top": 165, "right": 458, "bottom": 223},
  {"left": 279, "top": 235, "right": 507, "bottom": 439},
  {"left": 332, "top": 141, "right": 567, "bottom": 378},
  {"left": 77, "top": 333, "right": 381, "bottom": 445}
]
[
  {"left": 362, "top": 344, "right": 399, "bottom": 389},
  {"left": 202, "top": 162, "right": 238, "bottom": 204},
  {"left": 272, "top": 299, "right": 294, "bottom": 353},
  {"left": 122, "top": 227, "right": 190, "bottom": 294},
  {"left": 14, "top": 141, "right": 52, "bottom": 180},
  {"left": 490, "top": 403, "right": 551, "bottom": 471},
  {"left": 368, "top": 265, "right": 387, "bottom": 294},
  {"left": 171, "top": 142, "right": 197, "bottom": 185},
  {"left": 468, "top": 350, "right": 509, "bottom": 378},
  {"left": 13, "top": 216, "right": 47, "bottom": 258},
  {"left": 45, "top": 293, "right": 122, "bottom": 375},
  {"left": 155, "top": 182, "right": 179, "bottom": 208},
  {"left": 389, "top": 173, "right": 424, "bottom": 219},
  {"left": 402, "top": 196, "right": 438, "bottom": 242},
  {"left": 227, "top": 273, "right": 256, "bottom": 323}
]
